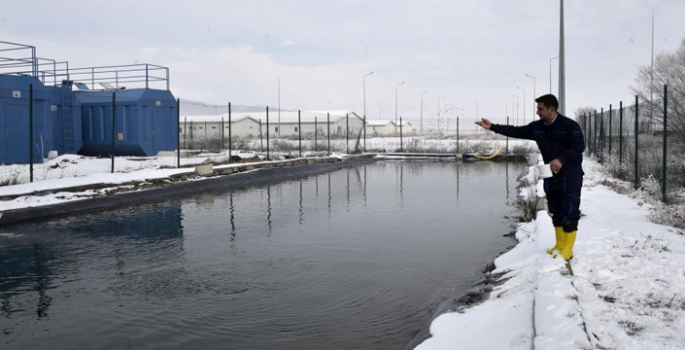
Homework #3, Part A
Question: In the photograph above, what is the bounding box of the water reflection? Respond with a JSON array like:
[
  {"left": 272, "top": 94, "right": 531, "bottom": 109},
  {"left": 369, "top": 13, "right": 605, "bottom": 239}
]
[
  {"left": 0, "top": 204, "right": 184, "bottom": 339},
  {"left": 299, "top": 180, "right": 304, "bottom": 225}
]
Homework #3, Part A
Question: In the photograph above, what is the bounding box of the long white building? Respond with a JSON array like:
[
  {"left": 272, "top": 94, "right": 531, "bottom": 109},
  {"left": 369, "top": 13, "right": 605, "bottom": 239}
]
[
  {"left": 365, "top": 120, "right": 414, "bottom": 137},
  {"left": 180, "top": 111, "right": 365, "bottom": 140}
]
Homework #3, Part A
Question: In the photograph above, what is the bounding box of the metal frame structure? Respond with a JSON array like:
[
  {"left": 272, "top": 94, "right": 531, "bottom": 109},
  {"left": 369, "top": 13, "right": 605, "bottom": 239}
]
[{"left": 1, "top": 40, "right": 170, "bottom": 90}]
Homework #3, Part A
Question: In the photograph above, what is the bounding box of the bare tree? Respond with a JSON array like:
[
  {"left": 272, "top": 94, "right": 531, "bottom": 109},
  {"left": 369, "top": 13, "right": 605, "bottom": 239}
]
[
  {"left": 574, "top": 107, "right": 595, "bottom": 119},
  {"left": 632, "top": 37, "right": 685, "bottom": 145}
]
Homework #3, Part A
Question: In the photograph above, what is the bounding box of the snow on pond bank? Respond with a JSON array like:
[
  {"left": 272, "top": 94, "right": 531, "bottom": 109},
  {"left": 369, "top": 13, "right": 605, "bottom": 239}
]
[{"left": 415, "top": 159, "right": 685, "bottom": 350}]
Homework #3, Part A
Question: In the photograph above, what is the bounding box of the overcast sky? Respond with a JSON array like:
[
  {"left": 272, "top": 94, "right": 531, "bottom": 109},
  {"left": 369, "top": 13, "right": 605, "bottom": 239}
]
[{"left": 2, "top": 0, "right": 684, "bottom": 128}]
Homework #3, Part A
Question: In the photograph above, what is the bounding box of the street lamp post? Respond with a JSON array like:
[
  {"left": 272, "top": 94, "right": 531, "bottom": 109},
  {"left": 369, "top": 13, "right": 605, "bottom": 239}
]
[
  {"left": 517, "top": 86, "right": 526, "bottom": 124},
  {"left": 550, "top": 56, "right": 558, "bottom": 94},
  {"left": 525, "top": 74, "right": 536, "bottom": 121},
  {"left": 395, "top": 81, "right": 404, "bottom": 134},
  {"left": 510, "top": 94, "right": 519, "bottom": 125},
  {"left": 420, "top": 90, "right": 429, "bottom": 135},
  {"left": 558, "top": 0, "right": 566, "bottom": 115}
]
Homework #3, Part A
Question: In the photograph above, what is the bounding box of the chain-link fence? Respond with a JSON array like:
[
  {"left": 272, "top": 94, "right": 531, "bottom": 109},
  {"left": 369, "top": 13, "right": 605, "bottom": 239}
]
[
  {"left": 580, "top": 85, "right": 684, "bottom": 203},
  {"left": 178, "top": 99, "right": 368, "bottom": 160}
]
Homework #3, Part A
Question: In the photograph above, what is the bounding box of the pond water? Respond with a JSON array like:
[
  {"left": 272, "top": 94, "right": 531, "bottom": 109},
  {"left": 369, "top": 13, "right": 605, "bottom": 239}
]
[{"left": 0, "top": 160, "right": 526, "bottom": 350}]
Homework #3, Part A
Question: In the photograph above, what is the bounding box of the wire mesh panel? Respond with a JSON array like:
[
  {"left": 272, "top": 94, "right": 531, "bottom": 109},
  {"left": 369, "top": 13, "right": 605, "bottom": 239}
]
[{"left": 588, "top": 93, "right": 685, "bottom": 201}]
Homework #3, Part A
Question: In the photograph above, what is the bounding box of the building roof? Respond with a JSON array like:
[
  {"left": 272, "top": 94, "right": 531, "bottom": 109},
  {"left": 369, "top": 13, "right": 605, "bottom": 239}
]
[{"left": 180, "top": 110, "right": 362, "bottom": 124}]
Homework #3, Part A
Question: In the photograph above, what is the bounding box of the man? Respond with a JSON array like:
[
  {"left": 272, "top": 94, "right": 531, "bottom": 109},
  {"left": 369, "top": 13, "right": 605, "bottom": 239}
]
[{"left": 475, "top": 94, "right": 584, "bottom": 261}]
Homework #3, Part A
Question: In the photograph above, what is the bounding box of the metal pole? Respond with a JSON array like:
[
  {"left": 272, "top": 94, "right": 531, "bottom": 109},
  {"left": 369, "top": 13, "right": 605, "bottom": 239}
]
[
  {"left": 506, "top": 116, "right": 509, "bottom": 154},
  {"left": 399, "top": 117, "right": 403, "bottom": 152},
  {"left": 609, "top": 104, "right": 613, "bottom": 155},
  {"left": 315, "top": 116, "right": 318, "bottom": 152},
  {"left": 635, "top": 96, "right": 639, "bottom": 188},
  {"left": 266, "top": 107, "right": 270, "bottom": 160},
  {"left": 600, "top": 108, "right": 604, "bottom": 163},
  {"left": 346, "top": 113, "right": 349, "bottom": 154},
  {"left": 363, "top": 114, "right": 366, "bottom": 152},
  {"left": 177, "top": 98, "right": 180, "bottom": 168},
  {"left": 298, "top": 110, "right": 302, "bottom": 157},
  {"left": 558, "top": 0, "right": 566, "bottom": 115},
  {"left": 29, "top": 84, "right": 34, "bottom": 182},
  {"left": 662, "top": 85, "right": 667, "bottom": 202},
  {"left": 259, "top": 119, "right": 263, "bottom": 152},
  {"left": 456, "top": 117, "right": 460, "bottom": 154},
  {"left": 111, "top": 91, "right": 116, "bottom": 173},
  {"left": 592, "top": 111, "right": 599, "bottom": 155},
  {"left": 327, "top": 113, "right": 330, "bottom": 156},
  {"left": 228, "top": 102, "right": 232, "bottom": 162},
  {"left": 619, "top": 101, "right": 623, "bottom": 164}
]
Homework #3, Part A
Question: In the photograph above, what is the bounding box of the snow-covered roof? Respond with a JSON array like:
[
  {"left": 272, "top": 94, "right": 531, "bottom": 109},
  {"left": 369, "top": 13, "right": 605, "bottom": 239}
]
[
  {"left": 181, "top": 111, "right": 363, "bottom": 124},
  {"left": 366, "top": 120, "right": 394, "bottom": 126}
]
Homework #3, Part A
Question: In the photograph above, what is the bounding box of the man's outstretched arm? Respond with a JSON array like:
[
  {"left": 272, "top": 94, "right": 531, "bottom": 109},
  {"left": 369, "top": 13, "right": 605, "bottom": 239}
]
[{"left": 475, "top": 118, "right": 534, "bottom": 140}]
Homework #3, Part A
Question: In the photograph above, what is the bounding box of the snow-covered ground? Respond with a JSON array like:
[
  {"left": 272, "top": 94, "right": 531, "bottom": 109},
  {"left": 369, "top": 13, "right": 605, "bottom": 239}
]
[{"left": 415, "top": 158, "right": 685, "bottom": 350}]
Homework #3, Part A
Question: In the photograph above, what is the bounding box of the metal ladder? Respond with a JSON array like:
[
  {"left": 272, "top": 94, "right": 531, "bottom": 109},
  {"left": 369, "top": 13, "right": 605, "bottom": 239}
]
[{"left": 61, "top": 80, "right": 74, "bottom": 153}]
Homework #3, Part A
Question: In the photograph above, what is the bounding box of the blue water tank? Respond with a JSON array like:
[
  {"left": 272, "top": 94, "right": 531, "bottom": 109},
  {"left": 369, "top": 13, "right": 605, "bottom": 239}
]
[
  {"left": 77, "top": 88, "right": 177, "bottom": 156},
  {"left": 0, "top": 75, "right": 82, "bottom": 164}
]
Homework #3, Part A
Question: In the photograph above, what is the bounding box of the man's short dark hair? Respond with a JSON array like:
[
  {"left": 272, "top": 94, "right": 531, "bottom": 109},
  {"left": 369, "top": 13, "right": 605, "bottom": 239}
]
[{"left": 535, "top": 94, "right": 559, "bottom": 111}]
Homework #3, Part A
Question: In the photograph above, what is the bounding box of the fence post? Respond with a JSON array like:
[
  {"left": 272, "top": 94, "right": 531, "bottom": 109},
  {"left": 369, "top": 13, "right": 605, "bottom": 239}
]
[
  {"left": 593, "top": 110, "right": 598, "bottom": 156},
  {"left": 228, "top": 102, "right": 232, "bottom": 162},
  {"left": 400, "top": 117, "right": 403, "bottom": 152},
  {"left": 315, "top": 116, "right": 318, "bottom": 152},
  {"left": 266, "top": 107, "right": 270, "bottom": 161},
  {"left": 346, "top": 113, "right": 349, "bottom": 154},
  {"left": 327, "top": 113, "right": 330, "bottom": 156},
  {"left": 29, "top": 84, "right": 34, "bottom": 182},
  {"left": 456, "top": 117, "right": 460, "bottom": 154},
  {"left": 662, "top": 85, "right": 668, "bottom": 202},
  {"left": 111, "top": 91, "right": 116, "bottom": 173},
  {"left": 177, "top": 98, "right": 180, "bottom": 168},
  {"left": 619, "top": 102, "right": 623, "bottom": 164},
  {"left": 259, "top": 119, "right": 263, "bottom": 152},
  {"left": 506, "top": 116, "right": 509, "bottom": 155},
  {"left": 609, "top": 104, "right": 612, "bottom": 155},
  {"left": 634, "top": 96, "right": 639, "bottom": 188},
  {"left": 298, "top": 110, "right": 302, "bottom": 157},
  {"left": 600, "top": 108, "right": 604, "bottom": 164},
  {"left": 363, "top": 114, "right": 366, "bottom": 152}
]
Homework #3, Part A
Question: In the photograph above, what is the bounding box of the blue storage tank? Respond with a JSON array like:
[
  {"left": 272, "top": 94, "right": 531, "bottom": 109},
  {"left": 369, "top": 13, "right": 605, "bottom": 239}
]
[
  {"left": 0, "top": 75, "right": 82, "bottom": 164},
  {"left": 77, "top": 88, "right": 177, "bottom": 157}
]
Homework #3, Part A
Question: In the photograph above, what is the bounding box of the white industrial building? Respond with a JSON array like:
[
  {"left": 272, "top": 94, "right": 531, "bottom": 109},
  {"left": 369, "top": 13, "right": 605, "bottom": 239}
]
[
  {"left": 365, "top": 120, "right": 414, "bottom": 137},
  {"left": 180, "top": 111, "right": 365, "bottom": 140}
]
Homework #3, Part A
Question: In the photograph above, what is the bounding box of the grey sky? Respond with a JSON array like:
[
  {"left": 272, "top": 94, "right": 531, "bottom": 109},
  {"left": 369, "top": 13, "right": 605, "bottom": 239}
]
[{"left": 2, "top": 0, "right": 684, "bottom": 127}]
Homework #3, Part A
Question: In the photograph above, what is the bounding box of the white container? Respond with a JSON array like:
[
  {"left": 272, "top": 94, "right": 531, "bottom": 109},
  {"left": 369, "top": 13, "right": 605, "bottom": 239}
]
[{"left": 537, "top": 163, "right": 553, "bottom": 179}]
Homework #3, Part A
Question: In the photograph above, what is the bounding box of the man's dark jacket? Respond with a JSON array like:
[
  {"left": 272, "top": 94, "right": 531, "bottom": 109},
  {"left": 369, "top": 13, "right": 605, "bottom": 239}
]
[{"left": 490, "top": 114, "right": 585, "bottom": 231}]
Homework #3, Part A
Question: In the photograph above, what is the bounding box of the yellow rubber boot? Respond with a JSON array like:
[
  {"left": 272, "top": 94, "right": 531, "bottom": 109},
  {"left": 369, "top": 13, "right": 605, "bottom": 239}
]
[
  {"left": 558, "top": 230, "right": 576, "bottom": 261},
  {"left": 546, "top": 226, "right": 565, "bottom": 255}
]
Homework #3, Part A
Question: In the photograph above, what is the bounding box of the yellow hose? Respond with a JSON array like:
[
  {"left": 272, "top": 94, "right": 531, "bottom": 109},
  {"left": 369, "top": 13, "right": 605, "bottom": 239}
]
[{"left": 474, "top": 143, "right": 503, "bottom": 160}]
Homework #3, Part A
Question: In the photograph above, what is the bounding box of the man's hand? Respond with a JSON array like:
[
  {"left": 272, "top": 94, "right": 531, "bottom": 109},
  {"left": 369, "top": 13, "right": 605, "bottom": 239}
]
[
  {"left": 475, "top": 118, "right": 492, "bottom": 130},
  {"left": 550, "top": 159, "right": 563, "bottom": 173}
]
